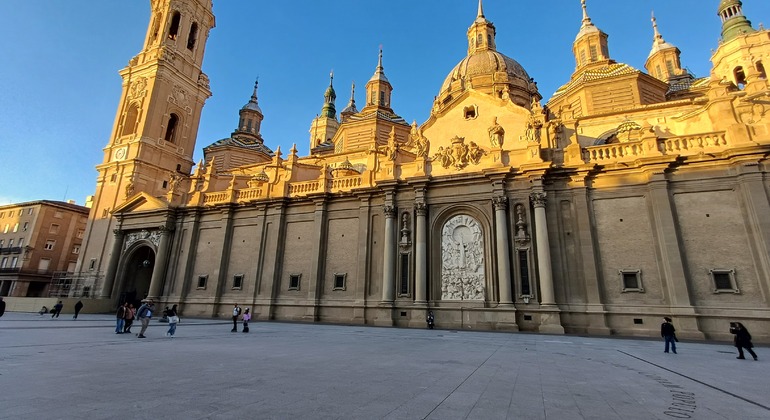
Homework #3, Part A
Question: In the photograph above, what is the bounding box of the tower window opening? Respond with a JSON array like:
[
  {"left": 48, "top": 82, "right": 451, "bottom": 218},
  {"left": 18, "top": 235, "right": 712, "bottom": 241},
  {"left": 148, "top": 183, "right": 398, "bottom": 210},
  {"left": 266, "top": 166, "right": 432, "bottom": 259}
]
[
  {"left": 247, "top": 119, "right": 253, "bottom": 132},
  {"left": 734, "top": 66, "right": 747, "bottom": 89},
  {"left": 187, "top": 22, "right": 198, "bottom": 50},
  {"left": 487, "top": 34, "right": 492, "bottom": 46},
  {"left": 168, "top": 11, "right": 181, "bottom": 40},
  {"left": 757, "top": 61, "right": 767, "bottom": 80},
  {"left": 656, "top": 65, "right": 663, "bottom": 80},
  {"left": 150, "top": 13, "right": 161, "bottom": 43},
  {"left": 239, "top": 118, "right": 244, "bottom": 129},
  {"left": 589, "top": 45, "right": 598, "bottom": 62},
  {"left": 122, "top": 103, "right": 139, "bottom": 136},
  {"left": 370, "top": 91, "right": 376, "bottom": 105},
  {"left": 666, "top": 60, "right": 675, "bottom": 76},
  {"left": 380, "top": 91, "right": 386, "bottom": 106},
  {"left": 165, "top": 113, "right": 179, "bottom": 142},
  {"left": 477, "top": 34, "right": 483, "bottom": 46},
  {"left": 579, "top": 50, "right": 587, "bottom": 66}
]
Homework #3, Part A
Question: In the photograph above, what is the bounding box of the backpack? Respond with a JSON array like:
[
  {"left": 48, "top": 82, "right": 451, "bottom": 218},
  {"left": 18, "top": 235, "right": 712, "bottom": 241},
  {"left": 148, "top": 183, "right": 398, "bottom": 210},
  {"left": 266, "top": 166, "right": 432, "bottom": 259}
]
[{"left": 137, "top": 304, "right": 149, "bottom": 318}]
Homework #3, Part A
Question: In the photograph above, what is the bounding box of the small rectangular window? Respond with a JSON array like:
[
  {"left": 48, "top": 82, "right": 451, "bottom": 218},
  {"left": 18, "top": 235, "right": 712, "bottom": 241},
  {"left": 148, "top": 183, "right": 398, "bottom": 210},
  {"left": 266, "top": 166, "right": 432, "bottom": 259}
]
[
  {"left": 289, "top": 274, "right": 301, "bottom": 291},
  {"left": 0, "top": 240, "right": 4, "bottom": 248},
  {"left": 12, "top": 223, "right": 18, "bottom": 233},
  {"left": 197, "top": 275, "right": 208, "bottom": 289},
  {"left": 620, "top": 269, "right": 644, "bottom": 292},
  {"left": 72, "top": 245, "right": 80, "bottom": 255},
  {"left": 54, "top": 210, "right": 63, "bottom": 219},
  {"left": 710, "top": 269, "right": 739, "bottom": 294},
  {"left": 0, "top": 257, "right": 7, "bottom": 268},
  {"left": 77, "top": 229, "right": 85, "bottom": 239},
  {"left": 399, "top": 253, "right": 409, "bottom": 295},
  {"left": 23, "top": 222, "right": 28, "bottom": 231},
  {"left": 44, "top": 240, "right": 55, "bottom": 250},
  {"left": 333, "top": 273, "right": 346, "bottom": 291},
  {"left": 233, "top": 274, "right": 244, "bottom": 290},
  {"left": 50, "top": 224, "right": 60, "bottom": 234},
  {"left": 18, "top": 238, "right": 23, "bottom": 247},
  {"left": 10, "top": 256, "right": 18, "bottom": 268},
  {"left": 88, "top": 258, "right": 97, "bottom": 271},
  {"left": 3, "top": 224, "right": 7, "bottom": 233},
  {"left": 8, "top": 239, "right": 13, "bottom": 247},
  {"left": 27, "top": 208, "right": 33, "bottom": 215}
]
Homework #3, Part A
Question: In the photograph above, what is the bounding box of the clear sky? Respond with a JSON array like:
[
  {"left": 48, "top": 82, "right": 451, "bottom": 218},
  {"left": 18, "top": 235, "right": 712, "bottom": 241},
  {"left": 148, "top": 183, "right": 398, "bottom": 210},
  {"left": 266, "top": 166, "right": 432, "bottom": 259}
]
[{"left": 1, "top": 0, "right": 768, "bottom": 206}]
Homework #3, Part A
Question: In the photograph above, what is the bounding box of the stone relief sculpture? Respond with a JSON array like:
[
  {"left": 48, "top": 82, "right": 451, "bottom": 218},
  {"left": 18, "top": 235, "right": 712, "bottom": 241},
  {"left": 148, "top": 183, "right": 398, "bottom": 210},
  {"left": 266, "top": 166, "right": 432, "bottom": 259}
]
[
  {"left": 408, "top": 121, "right": 430, "bottom": 158},
  {"left": 432, "top": 136, "right": 487, "bottom": 170},
  {"left": 488, "top": 117, "right": 505, "bottom": 148},
  {"left": 441, "top": 215, "right": 486, "bottom": 301}
]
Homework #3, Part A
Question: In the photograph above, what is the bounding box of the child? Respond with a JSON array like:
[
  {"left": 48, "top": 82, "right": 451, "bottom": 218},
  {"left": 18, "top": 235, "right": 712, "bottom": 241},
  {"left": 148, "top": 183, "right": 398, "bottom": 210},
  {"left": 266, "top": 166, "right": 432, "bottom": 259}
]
[{"left": 242, "top": 308, "right": 251, "bottom": 333}]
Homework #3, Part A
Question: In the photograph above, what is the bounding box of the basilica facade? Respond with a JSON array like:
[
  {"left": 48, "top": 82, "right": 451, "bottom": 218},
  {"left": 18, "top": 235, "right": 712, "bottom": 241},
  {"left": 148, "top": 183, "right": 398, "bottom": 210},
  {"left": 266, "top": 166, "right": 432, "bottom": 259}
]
[{"left": 77, "top": 0, "right": 770, "bottom": 342}]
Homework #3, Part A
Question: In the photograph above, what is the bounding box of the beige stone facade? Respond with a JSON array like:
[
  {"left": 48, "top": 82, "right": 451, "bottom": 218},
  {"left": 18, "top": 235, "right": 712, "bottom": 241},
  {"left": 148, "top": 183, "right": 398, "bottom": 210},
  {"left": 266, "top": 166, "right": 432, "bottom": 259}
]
[
  {"left": 81, "top": 1, "right": 770, "bottom": 342},
  {"left": 0, "top": 201, "right": 89, "bottom": 297}
]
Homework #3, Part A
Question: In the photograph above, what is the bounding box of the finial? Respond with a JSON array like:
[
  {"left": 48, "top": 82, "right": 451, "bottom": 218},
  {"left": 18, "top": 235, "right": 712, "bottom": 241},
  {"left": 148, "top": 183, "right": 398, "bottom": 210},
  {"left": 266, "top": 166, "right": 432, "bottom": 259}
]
[
  {"left": 351, "top": 81, "right": 355, "bottom": 98},
  {"left": 290, "top": 143, "right": 298, "bottom": 156},
  {"left": 251, "top": 77, "right": 259, "bottom": 101},
  {"left": 581, "top": 0, "right": 592, "bottom": 26},
  {"left": 330, "top": 70, "right": 334, "bottom": 86},
  {"left": 378, "top": 46, "right": 383, "bottom": 71},
  {"left": 477, "top": 0, "right": 484, "bottom": 18},
  {"left": 651, "top": 11, "right": 662, "bottom": 41}
]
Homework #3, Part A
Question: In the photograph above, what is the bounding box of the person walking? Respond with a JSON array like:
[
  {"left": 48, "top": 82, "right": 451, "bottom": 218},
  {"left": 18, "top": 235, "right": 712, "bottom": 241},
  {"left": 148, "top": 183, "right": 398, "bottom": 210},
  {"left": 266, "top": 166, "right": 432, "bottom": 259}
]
[
  {"left": 427, "top": 311, "right": 435, "bottom": 330},
  {"left": 0, "top": 297, "right": 5, "bottom": 318},
  {"left": 661, "top": 317, "right": 677, "bottom": 354},
  {"left": 166, "top": 304, "right": 179, "bottom": 337},
  {"left": 730, "top": 322, "right": 758, "bottom": 360},
  {"left": 115, "top": 303, "right": 127, "bottom": 334},
  {"left": 231, "top": 303, "right": 242, "bottom": 332},
  {"left": 51, "top": 301, "right": 63, "bottom": 318},
  {"left": 123, "top": 303, "right": 135, "bottom": 334},
  {"left": 242, "top": 308, "right": 251, "bottom": 333},
  {"left": 73, "top": 300, "right": 84, "bottom": 319},
  {"left": 136, "top": 299, "right": 155, "bottom": 338}
]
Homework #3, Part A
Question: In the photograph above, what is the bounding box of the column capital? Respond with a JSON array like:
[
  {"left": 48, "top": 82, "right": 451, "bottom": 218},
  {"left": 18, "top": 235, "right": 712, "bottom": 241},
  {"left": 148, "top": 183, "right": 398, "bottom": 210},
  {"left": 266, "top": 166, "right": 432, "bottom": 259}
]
[
  {"left": 492, "top": 195, "right": 508, "bottom": 210},
  {"left": 112, "top": 228, "right": 124, "bottom": 236},
  {"left": 158, "top": 224, "right": 175, "bottom": 234},
  {"left": 530, "top": 191, "right": 547, "bottom": 208},
  {"left": 415, "top": 202, "right": 427, "bottom": 216},
  {"left": 383, "top": 205, "right": 397, "bottom": 218}
]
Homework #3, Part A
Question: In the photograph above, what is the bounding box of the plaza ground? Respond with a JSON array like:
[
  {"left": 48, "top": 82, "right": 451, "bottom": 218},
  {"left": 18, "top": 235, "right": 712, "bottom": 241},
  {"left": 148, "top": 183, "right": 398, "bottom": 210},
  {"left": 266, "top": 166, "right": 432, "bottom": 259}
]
[{"left": 1, "top": 312, "right": 768, "bottom": 419}]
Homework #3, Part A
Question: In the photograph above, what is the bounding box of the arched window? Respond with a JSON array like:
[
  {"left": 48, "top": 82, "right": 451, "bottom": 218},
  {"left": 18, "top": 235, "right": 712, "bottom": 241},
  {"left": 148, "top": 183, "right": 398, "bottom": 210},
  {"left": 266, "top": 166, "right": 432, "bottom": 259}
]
[
  {"left": 150, "top": 13, "right": 161, "bottom": 43},
  {"left": 734, "top": 66, "right": 747, "bottom": 89},
  {"left": 477, "top": 34, "right": 483, "bottom": 46},
  {"left": 122, "top": 103, "right": 139, "bottom": 136},
  {"left": 487, "top": 34, "right": 492, "bottom": 46},
  {"left": 165, "top": 113, "right": 179, "bottom": 142},
  {"left": 168, "top": 11, "right": 181, "bottom": 40},
  {"left": 757, "top": 61, "right": 767, "bottom": 80},
  {"left": 380, "top": 91, "right": 386, "bottom": 106},
  {"left": 187, "top": 22, "right": 198, "bottom": 50}
]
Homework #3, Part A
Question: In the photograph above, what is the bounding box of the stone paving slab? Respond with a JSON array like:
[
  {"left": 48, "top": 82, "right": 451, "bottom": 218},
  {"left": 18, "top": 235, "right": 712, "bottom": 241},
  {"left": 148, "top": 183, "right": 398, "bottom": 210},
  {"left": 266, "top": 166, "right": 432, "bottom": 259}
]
[{"left": 1, "top": 313, "right": 768, "bottom": 420}]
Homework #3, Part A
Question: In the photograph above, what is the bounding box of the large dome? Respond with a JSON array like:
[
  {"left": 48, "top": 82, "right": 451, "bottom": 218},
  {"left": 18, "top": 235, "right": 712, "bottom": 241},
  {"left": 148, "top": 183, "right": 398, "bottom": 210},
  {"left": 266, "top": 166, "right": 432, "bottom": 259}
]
[{"left": 440, "top": 50, "right": 531, "bottom": 94}]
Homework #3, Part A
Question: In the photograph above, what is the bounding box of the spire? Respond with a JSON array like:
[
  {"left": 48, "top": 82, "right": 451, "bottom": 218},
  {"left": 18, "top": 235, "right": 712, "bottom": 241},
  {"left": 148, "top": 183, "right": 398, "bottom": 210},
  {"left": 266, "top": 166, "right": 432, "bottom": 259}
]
[
  {"left": 477, "top": 0, "right": 485, "bottom": 20},
  {"left": 321, "top": 70, "right": 337, "bottom": 119},
  {"left": 369, "top": 47, "right": 389, "bottom": 83},
  {"left": 341, "top": 81, "right": 358, "bottom": 116},
  {"left": 649, "top": 11, "right": 675, "bottom": 54},
  {"left": 652, "top": 11, "right": 662, "bottom": 42},
  {"left": 581, "top": 0, "right": 592, "bottom": 27},
  {"left": 467, "top": 0, "right": 497, "bottom": 54},
  {"left": 242, "top": 78, "right": 262, "bottom": 114}
]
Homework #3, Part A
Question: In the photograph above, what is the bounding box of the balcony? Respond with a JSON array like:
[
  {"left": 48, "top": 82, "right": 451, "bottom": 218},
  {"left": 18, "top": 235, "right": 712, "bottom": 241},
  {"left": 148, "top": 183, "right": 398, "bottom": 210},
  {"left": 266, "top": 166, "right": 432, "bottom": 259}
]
[{"left": 0, "top": 247, "right": 22, "bottom": 255}]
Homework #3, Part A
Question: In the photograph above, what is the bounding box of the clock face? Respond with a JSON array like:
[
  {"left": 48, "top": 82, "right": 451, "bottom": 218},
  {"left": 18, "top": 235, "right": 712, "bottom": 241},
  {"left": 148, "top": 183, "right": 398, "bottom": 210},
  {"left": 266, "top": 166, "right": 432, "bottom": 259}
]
[{"left": 114, "top": 147, "right": 127, "bottom": 161}]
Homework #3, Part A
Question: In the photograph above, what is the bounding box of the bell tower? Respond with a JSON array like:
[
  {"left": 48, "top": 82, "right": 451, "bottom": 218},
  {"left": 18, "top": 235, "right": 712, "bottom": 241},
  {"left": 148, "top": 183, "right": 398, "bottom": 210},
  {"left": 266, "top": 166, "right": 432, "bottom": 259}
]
[{"left": 78, "top": 0, "right": 215, "bottom": 294}]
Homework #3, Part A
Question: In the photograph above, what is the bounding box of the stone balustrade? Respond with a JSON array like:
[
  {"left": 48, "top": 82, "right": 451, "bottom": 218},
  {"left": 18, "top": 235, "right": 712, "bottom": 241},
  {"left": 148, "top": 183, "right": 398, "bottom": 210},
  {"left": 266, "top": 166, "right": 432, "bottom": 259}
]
[
  {"left": 661, "top": 133, "right": 727, "bottom": 153},
  {"left": 584, "top": 132, "right": 729, "bottom": 165},
  {"left": 330, "top": 175, "right": 363, "bottom": 192}
]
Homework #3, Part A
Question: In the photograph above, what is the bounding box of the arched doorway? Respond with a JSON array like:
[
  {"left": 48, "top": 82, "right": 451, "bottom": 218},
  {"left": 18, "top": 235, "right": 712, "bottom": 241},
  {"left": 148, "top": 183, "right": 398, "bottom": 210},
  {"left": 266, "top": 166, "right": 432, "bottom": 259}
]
[{"left": 119, "top": 245, "right": 155, "bottom": 308}]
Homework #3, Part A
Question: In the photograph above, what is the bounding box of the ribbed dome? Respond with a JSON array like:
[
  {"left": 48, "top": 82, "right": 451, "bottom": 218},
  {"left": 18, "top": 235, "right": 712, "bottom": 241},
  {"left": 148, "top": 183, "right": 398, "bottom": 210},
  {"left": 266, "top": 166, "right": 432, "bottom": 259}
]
[{"left": 440, "top": 50, "right": 530, "bottom": 94}]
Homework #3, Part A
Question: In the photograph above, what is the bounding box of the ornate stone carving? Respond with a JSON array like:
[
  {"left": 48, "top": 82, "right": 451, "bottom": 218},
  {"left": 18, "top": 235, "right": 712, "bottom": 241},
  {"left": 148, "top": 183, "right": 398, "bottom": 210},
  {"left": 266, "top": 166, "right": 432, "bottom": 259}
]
[
  {"left": 383, "top": 205, "right": 397, "bottom": 218},
  {"left": 399, "top": 212, "right": 411, "bottom": 249},
  {"left": 432, "top": 136, "right": 487, "bottom": 170},
  {"left": 171, "top": 85, "right": 189, "bottom": 107},
  {"left": 130, "top": 77, "right": 147, "bottom": 98},
  {"left": 492, "top": 195, "right": 508, "bottom": 210},
  {"left": 415, "top": 202, "right": 427, "bottom": 216},
  {"left": 441, "top": 215, "right": 486, "bottom": 301},
  {"left": 407, "top": 121, "right": 430, "bottom": 158},
  {"left": 514, "top": 204, "right": 530, "bottom": 245},
  {"left": 530, "top": 192, "right": 547, "bottom": 208},
  {"left": 488, "top": 117, "right": 505, "bottom": 148},
  {"left": 124, "top": 180, "right": 135, "bottom": 199},
  {"left": 124, "top": 229, "right": 161, "bottom": 251},
  {"left": 198, "top": 73, "right": 210, "bottom": 90}
]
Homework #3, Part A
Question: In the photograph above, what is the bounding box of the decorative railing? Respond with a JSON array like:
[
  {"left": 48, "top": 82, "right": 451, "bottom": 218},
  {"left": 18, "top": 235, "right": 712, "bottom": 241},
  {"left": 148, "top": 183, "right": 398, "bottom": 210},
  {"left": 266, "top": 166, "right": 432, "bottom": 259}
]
[
  {"left": 202, "top": 191, "right": 229, "bottom": 205},
  {"left": 236, "top": 188, "right": 263, "bottom": 202},
  {"left": 584, "top": 141, "right": 645, "bottom": 163},
  {"left": 330, "top": 175, "right": 363, "bottom": 192},
  {"left": 288, "top": 180, "right": 323, "bottom": 196},
  {"left": 660, "top": 133, "right": 727, "bottom": 153}
]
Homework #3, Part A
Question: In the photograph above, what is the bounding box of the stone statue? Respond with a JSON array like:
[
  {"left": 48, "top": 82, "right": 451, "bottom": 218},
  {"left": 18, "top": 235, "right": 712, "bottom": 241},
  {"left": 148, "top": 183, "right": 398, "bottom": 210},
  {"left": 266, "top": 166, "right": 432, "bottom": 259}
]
[
  {"left": 488, "top": 117, "right": 505, "bottom": 148},
  {"left": 125, "top": 180, "right": 135, "bottom": 198}
]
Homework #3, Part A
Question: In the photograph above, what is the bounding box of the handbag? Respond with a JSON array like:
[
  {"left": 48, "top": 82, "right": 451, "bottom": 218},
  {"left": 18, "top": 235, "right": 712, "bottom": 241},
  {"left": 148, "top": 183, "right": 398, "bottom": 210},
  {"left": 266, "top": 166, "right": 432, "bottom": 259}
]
[{"left": 169, "top": 315, "right": 180, "bottom": 324}]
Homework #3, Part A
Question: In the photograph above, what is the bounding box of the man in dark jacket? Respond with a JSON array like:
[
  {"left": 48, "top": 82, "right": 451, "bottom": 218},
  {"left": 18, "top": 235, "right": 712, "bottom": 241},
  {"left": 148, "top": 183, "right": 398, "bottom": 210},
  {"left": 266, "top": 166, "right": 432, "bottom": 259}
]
[
  {"left": 731, "top": 322, "right": 758, "bottom": 360},
  {"left": 661, "top": 317, "right": 677, "bottom": 354},
  {"left": 0, "top": 297, "right": 5, "bottom": 318},
  {"left": 51, "top": 301, "right": 63, "bottom": 318}
]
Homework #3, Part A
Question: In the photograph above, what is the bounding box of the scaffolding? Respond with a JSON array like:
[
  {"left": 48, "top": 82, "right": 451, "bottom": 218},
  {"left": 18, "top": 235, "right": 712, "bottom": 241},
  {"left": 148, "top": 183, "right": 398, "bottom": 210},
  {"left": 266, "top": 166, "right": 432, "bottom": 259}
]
[{"left": 49, "top": 271, "right": 103, "bottom": 298}]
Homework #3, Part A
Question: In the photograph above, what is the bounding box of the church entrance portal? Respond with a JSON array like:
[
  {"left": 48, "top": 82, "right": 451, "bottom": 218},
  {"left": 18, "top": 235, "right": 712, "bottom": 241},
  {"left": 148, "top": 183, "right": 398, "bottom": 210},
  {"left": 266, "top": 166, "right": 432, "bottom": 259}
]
[{"left": 119, "top": 245, "right": 155, "bottom": 308}]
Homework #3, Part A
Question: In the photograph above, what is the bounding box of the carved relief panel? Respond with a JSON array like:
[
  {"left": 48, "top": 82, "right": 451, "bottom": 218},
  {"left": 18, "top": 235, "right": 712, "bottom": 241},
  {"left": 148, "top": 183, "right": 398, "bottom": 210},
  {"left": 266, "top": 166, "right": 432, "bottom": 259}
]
[{"left": 440, "top": 215, "right": 486, "bottom": 300}]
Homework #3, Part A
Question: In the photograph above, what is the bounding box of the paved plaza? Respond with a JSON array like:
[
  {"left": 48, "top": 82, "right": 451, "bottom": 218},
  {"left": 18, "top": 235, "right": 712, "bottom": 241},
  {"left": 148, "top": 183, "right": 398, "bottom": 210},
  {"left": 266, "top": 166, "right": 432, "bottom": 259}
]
[{"left": 1, "top": 312, "right": 768, "bottom": 420}]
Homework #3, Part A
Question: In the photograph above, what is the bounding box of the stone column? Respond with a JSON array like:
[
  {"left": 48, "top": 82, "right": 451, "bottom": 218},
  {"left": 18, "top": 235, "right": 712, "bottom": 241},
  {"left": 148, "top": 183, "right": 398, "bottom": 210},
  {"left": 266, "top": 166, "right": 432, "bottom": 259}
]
[
  {"left": 531, "top": 192, "right": 555, "bottom": 305},
  {"left": 414, "top": 202, "right": 427, "bottom": 303},
  {"left": 493, "top": 196, "right": 513, "bottom": 305},
  {"left": 382, "top": 205, "right": 397, "bottom": 302},
  {"left": 147, "top": 226, "right": 173, "bottom": 299},
  {"left": 100, "top": 229, "right": 125, "bottom": 298}
]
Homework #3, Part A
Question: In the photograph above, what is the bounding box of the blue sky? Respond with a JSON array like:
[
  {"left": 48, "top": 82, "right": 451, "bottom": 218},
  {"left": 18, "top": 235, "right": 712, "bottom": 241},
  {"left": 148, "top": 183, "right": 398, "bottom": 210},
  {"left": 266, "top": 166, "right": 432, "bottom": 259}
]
[{"left": 1, "top": 0, "right": 768, "bottom": 205}]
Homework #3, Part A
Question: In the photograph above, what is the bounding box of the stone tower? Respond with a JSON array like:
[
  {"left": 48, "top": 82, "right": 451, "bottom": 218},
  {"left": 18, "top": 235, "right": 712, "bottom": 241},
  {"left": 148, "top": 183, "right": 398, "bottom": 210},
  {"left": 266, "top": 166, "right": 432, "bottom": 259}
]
[
  {"left": 309, "top": 72, "right": 340, "bottom": 151},
  {"left": 78, "top": 0, "right": 215, "bottom": 297}
]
